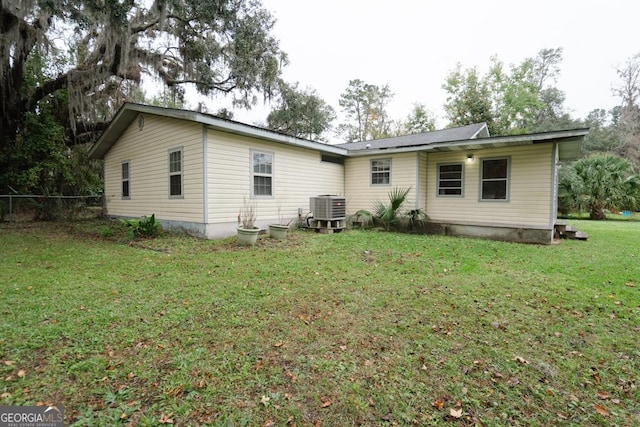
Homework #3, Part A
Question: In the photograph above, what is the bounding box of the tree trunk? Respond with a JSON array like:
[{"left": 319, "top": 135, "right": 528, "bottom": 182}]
[{"left": 589, "top": 206, "right": 606, "bottom": 220}]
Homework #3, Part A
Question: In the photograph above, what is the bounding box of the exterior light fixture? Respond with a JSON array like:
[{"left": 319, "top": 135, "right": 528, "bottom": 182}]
[{"left": 466, "top": 154, "right": 474, "bottom": 162}]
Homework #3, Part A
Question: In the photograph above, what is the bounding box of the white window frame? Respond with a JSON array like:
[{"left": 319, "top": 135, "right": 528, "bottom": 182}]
[
  {"left": 121, "top": 161, "right": 130, "bottom": 199},
  {"left": 251, "top": 150, "right": 273, "bottom": 198},
  {"left": 371, "top": 158, "right": 391, "bottom": 186},
  {"left": 168, "top": 148, "right": 184, "bottom": 199},
  {"left": 437, "top": 163, "right": 464, "bottom": 197},
  {"left": 479, "top": 157, "right": 510, "bottom": 202}
]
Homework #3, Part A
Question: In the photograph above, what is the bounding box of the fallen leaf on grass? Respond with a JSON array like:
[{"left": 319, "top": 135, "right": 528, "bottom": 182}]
[
  {"left": 17, "top": 369, "right": 26, "bottom": 378},
  {"left": 432, "top": 399, "right": 444, "bottom": 410},
  {"left": 1, "top": 392, "right": 10, "bottom": 398},
  {"left": 260, "top": 395, "right": 270, "bottom": 406},
  {"left": 513, "top": 356, "right": 529, "bottom": 365},
  {"left": 320, "top": 396, "right": 331, "bottom": 408},
  {"left": 594, "top": 404, "right": 609, "bottom": 416},
  {"left": 3, "top": 361, "right": 14, "bottom": 366},
  {"left": 450, "top": 408, "right": 463, "bottom": 418},
  {"left": 159, "top": 412, "right": 174, "bottom": 424},
  {"left": 596, "top": 390, "right": 609, "bottom": 400}
]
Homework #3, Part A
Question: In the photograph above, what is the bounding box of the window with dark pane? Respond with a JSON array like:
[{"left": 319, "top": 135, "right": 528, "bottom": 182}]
[
  {"left": 438, "top": 163, "right": 463, "bottom": 196},
  {"left": 481, "top": 158, "right": 508, "bottom": 200},
  {"left": 121, "top": 161, "right": 130, "bottom": 198},
  {"left": 169, "top": 149, "right": 183, "bottom": 197}
]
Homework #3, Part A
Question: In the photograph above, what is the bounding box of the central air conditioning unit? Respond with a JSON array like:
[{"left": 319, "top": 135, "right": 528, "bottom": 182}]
[{"left": 310, "top": 195, "right": 346, "bottom": 220}]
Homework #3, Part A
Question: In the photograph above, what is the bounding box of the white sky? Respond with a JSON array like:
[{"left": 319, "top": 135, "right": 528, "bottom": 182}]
[{"left": 206, "top": 0, "right": 640, "bottom": 133}]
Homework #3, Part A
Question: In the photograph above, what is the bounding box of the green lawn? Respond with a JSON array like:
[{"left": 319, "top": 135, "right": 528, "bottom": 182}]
[{"left": 1, "top": 219, "right": 639, "bottom": 426}]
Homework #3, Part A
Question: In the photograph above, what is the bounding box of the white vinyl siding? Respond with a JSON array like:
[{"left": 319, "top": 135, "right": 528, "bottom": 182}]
[
  {"left": 103, "top": 114, "right": 204, "bottom": 222},
  {"left": 425, "top": 144, "right": 554, "bottom": 228},
  {"left": 205, "top": 129, "right": 344, "bottom": 227},
  {"left": 345, "top": 153, "right": 419, "bottom": 214}
]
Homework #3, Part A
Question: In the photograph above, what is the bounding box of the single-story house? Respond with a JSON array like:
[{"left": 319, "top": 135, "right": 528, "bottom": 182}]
[{"left": 88, "top": 103, "right": 588, "bottom": 244}]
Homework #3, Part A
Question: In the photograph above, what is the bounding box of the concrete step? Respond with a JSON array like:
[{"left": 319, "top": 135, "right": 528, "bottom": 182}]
[
  {"left": 575, "top": 231, "right": 589, "bottom": 240},
  {"left": 554, "top": 221, "right": 588, "bottom": 241}
]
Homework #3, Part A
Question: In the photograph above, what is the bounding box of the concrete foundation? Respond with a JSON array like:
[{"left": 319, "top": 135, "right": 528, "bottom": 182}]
[{"left": 426, "top": 222, "right": 554, "bottom": 245}]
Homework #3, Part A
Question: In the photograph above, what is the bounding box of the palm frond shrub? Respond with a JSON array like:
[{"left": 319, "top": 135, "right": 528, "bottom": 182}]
[
  {"left": 373, "top": 187, "right": 411, "bottom": 230},
  {"left": 559, "top": 153, "right": 640, "bottom": 219}
]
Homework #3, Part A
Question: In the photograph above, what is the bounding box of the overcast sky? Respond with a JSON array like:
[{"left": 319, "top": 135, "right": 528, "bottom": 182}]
[{"left": 214, "top": 0, "right": 640, "bottom": 134}]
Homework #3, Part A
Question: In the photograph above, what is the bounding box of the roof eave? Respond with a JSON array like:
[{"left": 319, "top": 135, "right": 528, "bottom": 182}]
[
  {"left": 346, "top": 128, "right": 589, "bottom": 157},
  {"left": 88, "top": 103, "right": 348, "bottom": 159}
]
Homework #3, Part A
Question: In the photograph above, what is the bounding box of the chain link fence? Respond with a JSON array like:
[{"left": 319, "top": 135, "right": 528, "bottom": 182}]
[{"left": 0, "top": 194, "right": 103, "bottom": 222}]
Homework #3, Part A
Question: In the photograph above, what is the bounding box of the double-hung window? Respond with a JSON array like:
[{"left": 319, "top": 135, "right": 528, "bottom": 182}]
[
  {"left": 252, "top": 151, "right": 273, "bottom": 197},
  {"left": 437, "top": 163, "right": 463, "bottom": 196},
  {"left": 121, "top": 161, "right": 130, "bottom": 199},
  {"left": 371, "top": 159, "right": 391, "bottom": 185},
  {"left": 480, "top": 158, "right": 509, "bottom": 201},
  {"left": 169, "top": 149, "right": 183, "bottom": 198}
]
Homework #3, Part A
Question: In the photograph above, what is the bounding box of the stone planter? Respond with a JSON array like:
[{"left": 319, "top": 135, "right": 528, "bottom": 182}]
[
  {"left": 268, "top": 224, "right": 289, "bottom": 240},
  {"left": 237, "top": 227, "right": 260, "bottom": 246}
]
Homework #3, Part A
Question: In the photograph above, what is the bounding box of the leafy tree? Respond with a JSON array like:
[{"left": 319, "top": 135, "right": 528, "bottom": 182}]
[
  {"left": 442, "top": 64, "right": 496, "bottom": 133},
  {"left": 266, "top": 81, "right": 335, "bottom": 141},
  {"left": 559, "top": 153, "right": 640, "bottom": 219},
  {"left": 399, "top": 103, "right": 436, "bottom": 134},
  {"left": 0, "top": 46, "right": 101, "bottom": 195},
  {"left": 581, "top": 109, "right": 620, "bottom": 154},
  {"left": 487, "top": 56, "right": 541, "bottom": 134},
  {"left": 1, "top": 0, "right": 286, "bottom": 192},
  {"left": 338, "top": 79, "right": 394, "bottom": 142},
  {"left": 214, "top": 108, "right": 234, "bottom": 120},
  {"left": 613, "top": 53, "right": 640, "bottom": 170},
  {"left": 443, "top": 48, "right": 571, "bottom": 135}
]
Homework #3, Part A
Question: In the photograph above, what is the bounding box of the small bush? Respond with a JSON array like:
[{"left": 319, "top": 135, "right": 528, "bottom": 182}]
[
  {"left": 97, "top": 226, "right": 115, "bottom": 238},
  {"left": 121, "top": 214, "right": 161, "bottom": 238}
]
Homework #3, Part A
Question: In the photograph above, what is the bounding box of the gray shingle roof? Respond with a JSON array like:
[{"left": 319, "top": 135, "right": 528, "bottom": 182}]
[{"left": 335, "top": 123, "right": 489, "bottom": 151}]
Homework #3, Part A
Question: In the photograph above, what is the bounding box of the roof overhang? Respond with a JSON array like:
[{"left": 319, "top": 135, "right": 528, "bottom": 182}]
[
  {"left": 346, "top": 128, "right": 589, "bottom": 159},
  {"left": 88, "top": 103, "right": 348, "bottom": 159},
  {"left": 89, "top": 104, "right": 587, "bottom": 161}
]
